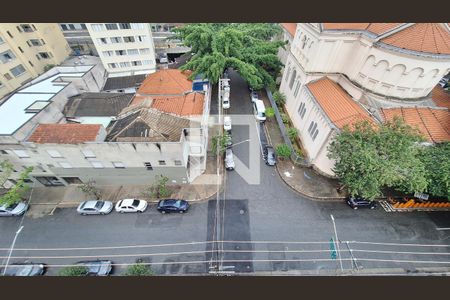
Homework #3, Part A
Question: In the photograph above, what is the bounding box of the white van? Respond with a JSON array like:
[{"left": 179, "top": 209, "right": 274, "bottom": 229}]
[{"left": 253, "top": 99, "right": 266, "bottom": 122}]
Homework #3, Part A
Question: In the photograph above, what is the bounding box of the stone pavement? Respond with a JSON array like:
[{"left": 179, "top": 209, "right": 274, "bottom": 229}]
[{"left": 25, "top": 154, "right": 222, "bottom": 218}]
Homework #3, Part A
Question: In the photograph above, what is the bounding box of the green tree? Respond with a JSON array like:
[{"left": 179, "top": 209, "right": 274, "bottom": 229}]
[
  {"left": 0, "top": 160, "right": 14, "bottom": 187},
  {"left": 211, "top": 131, "right": 231, "bottom": 155},
  {"left": 276, "top": 144, "right": 292, "bottom": 160},
  {"left": 328, "top": 118, "right": 427, "bottom": 199},
  {"left": 122, "top": 263, "right": 154, "bottom": 276},
  {"left": 287, "top": 127, "right": 298, "bottom": 141},
  {"left": 273, "top": 91, "right": 286, "bottom": 107},
  {"left": 58, "top": 266, "right": 88, "bottom": 276},
  {"left": 421, "top": 142, "right": 450, "bottom": 199},
  {"left": 265, "top": 107, "right": 275, "bottom": 120},
  {"left": 0, "top": 166, "right": 33, "bottom": 207},
  {"left": 174, "top": 23, "right": 285, "bottom": 89},
  {"left": 143, "top": 175, "right": 171, "bottom": 199},
  {"left": 78, "top": 179, "right": 101, "bottom": 200}
]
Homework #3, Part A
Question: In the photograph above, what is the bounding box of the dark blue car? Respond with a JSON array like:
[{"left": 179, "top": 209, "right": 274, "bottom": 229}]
[{"left": 157, "top": 199, "right": 190, "bottom": 214}]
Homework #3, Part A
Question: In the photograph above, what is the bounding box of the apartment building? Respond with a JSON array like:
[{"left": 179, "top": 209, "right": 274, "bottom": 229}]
[
  {"left": 279, "top": 23, "right": 450, "bottom": 176},
  {"left": 59, "top": 23, "right": 97, "bottom": 56},
  {"left": 150, "top": 23, "right": 190, "bottom": 60},
  {"left": 86, "top": 23, "right": 156, "bottom": 77},
  {"left": 0, "top": 23, "right": 71, "bottom": 100}
]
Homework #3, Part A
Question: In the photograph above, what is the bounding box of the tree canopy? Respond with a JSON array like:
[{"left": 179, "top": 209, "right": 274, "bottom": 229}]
[
  {"left": 328, "top": 118, "right": 430, "bottom": 200},
  {"left": 0, "top": 165, "right": 33, "bottom": 207},
  {"left": 421, "top": 142, "right": 450, "bottom": 199},
  {"left": 173, "top": 23, "right": 285, "bottom": 89}
]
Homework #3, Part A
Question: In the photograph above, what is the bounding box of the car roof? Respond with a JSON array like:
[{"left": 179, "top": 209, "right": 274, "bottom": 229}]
[
  {"left": 121, "top": 199, "right": 138, "bottom": 206},
  {"left": 82, "top": 200, "right": 101, "bottom": 208}
]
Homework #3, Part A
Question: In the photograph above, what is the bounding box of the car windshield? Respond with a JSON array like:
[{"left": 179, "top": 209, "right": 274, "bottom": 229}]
[
  {"left": 132, "top": 200, "right": 140, "bottom": 207},
  {"left": 5, "top": 203, "right": 18, "bottom": 211},
  {"left": 174, "top": 200, "right": 182, "bottom": 208},
  {"left": 94, "top": 201, "right": 104, "bottom": 209},
  {"left": 16, "top": 265, "right": 33, "bottom": 276}
]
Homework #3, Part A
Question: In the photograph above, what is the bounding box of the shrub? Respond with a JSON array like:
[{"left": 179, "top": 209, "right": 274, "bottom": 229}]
[
  {"left": 273, "top": 91, "right": 286, "bottom": 106},
  {"left": 276, "top": 144, "right": 292, "bottom": 159},
  {"left": 58, "top": 266, "right": 88, "bottom": 276},
  {"left": 280, "top": 113, "right": 289, "bottom": 124},
  {"left": 287, "top": 127, "right": 299, "bottom": 141},
  {"left": 123, "top": 263, "right": 154, "bottom": 276},
  {"left": 265, "top": 107, "right": 275, "bottom": 119}
]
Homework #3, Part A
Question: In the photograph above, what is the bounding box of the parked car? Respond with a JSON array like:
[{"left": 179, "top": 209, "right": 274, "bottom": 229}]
[
  {"left": 225, "top": 148, "right": 235, "bottom": 171},
  {"left": 2, "top": 263, "right": 46, "bottom": 276},
  {"left": 346, "top": 197, "right": 377, "bottom": 210},
  {"left": 263, "top": 145, "right": 277, "bottom": 166},
  {"left": 76, "top": 260, "right": 112, "bottom": 276},
  {"left": 225, "top": 133, "right": 233, "bottom": 148},
  {"left": 115, "top": 199, "right": 148, "bottom": 213},
  {"left": 0, "top": 202, "right": 28, "bottom": 217},
  {"left": 250, "top": 91, "right": 259, "bottom": 103},
  {"left": 159, "top": 53, "right": 168, "bottom": 64},
  {"left": 157, "top": 199, "right": 190, "bottom": 214},
  {"left": 223, "top": 94, "right": 230, "bottom": 109},
  {"left": 77, "top": 200, "right": 113, "bottom": 215},
  {"left": 224, "top": 116, "right": 232, "bottom": 132},
  {"left": 253, "top": 99, "right": 266, "bottom": 122}
]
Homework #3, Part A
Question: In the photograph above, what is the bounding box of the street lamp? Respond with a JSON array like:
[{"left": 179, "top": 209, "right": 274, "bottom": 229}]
[
  {"left": 2, "top": 225, "right": 24, "bottom": 275},
  {"left": 330, "top": 214, "right": 344, "bottom": 273}
]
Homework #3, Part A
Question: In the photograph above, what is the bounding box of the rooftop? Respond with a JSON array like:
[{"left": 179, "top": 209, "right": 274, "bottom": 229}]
[
  {"left": 281, "top": 23, "right": 297, "bottom": 37},
  {"left": 322, "top": 23, "right": 403, "bottom": 36},
  {"left": 103, "top": 74, "right": 147, "bottom": 91},
  {"left": 28, "top": 124, "right": 103, "bottom": 144},
  {"left": 432, "top": 86, "right": 450, "bottom": 109},
  {"left": 136, "top": 69, "right": 193, "bottom": 95},
  {"left": 307, "top": 77, "right": 376, "bottom": 130},
  {"left": 131, "top": 92, "right": 205, "bottom": 116},
  {"left": 64, "top": 93, "right": 134, "bottom": 117},
  {"left": 380, "top": 107, "right": 450, "bottom": 143}
]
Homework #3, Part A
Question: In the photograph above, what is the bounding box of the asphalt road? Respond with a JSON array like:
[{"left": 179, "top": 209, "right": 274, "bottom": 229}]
[{"left": 0, "top": 70, "right": 450, "bottom": 276}]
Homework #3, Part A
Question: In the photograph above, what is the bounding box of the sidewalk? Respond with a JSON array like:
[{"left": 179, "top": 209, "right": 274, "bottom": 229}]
[
  {"left": 260, "top": 91, "right": 344, "bottom": 201},
  {"left": 26, "top": 154, "right": 222, "bottom": 218}
]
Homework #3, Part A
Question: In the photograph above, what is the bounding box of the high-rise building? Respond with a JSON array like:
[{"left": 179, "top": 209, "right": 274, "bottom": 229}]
[
  {"left": 86, "top": 23, "right": 156, "bottom": 77},
  {"left": 59, "top": 23, "right": 97, "bottom": 56},
  {"left": 0, "top": 23, "right": 71, "bottom": 100}
]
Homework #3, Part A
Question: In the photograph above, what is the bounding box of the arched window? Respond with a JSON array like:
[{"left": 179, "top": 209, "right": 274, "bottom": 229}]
[
  {"left": 285, "top": 66, "right": 291, "bottom": 82},
  {"left": 289, "top": 69, "right": 297, "bottom": 89}
]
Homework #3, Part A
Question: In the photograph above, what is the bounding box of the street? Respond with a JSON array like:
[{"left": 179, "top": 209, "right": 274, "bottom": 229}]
[{"left": 1, "top": 69, "right": 450, "bottom": 275}]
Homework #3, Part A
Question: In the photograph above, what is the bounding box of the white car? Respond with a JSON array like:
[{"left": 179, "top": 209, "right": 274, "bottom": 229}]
[
  {"left": 0, "top": 202, "right": 28, "bottom": 217},
  {"left": 115, "top": 199, "right": 148, "bottom": 213},
  {"left": 223, "top": 97, "right": 230, "bottom": 109},
  {"left": 225, "top": 148, "right": 235, "bottom": 171},
  {"left": 224, "top": 116, "right": 232, "bottom": 131},
  {"left": 250, "top": 91, "right": 259, "bottom": 103}
]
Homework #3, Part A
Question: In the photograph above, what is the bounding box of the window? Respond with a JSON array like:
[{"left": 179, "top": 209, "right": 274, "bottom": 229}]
[
  {"left": 10, "top": 65, "right": 26, "bottom": 77},
  {"left": 16, "top": 26, "right": 22, "bottom": 33},
  {"left": 47, "top": 150, "right": 63, "bottom": 158},
  {"left": 31, "top": 24, "right": 36, "bottom": 31},
  {"left": 136, "top": 35, "right": 148, "bottom": 42},
  {"left": 112, "top": 161, "right": 125, "bottom": 168},
  {"left": 285, "top": 67, "right": 291, "bottom": 82},
  {"left": 28, "top": 61, "right": 33, "bottom": 67},
  {"left": 131, "top": 60, "right": 142, "bottom": 66},
  {"left": 91, "top": 24, "right": 105, "bottom": 31},
  {"left": 0, "top": 50, "right": 16, "bottom": 63},
  {"left": 119, "top": 62, "right": 130, "bottom": 68},
  {"left": 20, "top": 24, "right": 34, "bottom": 32},
  {"left": 131, "top": 23, "right": 145, "bottom": 30},
  {"left": 102, "top": 50, "right": 113, "bottom": 57},
  {"left": 0, "top": 150, "right": 7, "bottom": 154},
  {"left": 293, "top": 81, "right": 301, "bottom": 97},
  {"left": 35, "top": 54, "right": 41, "bottom": 60},
  {"left": 158, "top": 160, "right": 166, "bottom": 166},
  {"left": 39, "top": 52, "right": 51, "bottom": 59},
  {"left": 28, "top": 39, "right": 43, "bottom": 46},
  {"left": 58, "top": 162, "right": 73, "bottom": 169},
  {"left": 97, "top": 38, "right": 108, "bottom": 45},
  {"left": 297, "top": 102, "right": 306, "bottom": 119},
  {"left": 115, "top": 49, "right": 126, "bottom": 56},
  {"left": 81, "top": 149, "right": 96, "bottom": 158},
  {"left": 40, "top": 39, "right": 46, "bottom": 45},
  {"left": 174, "top": 160, "right": 182, "bottom": 166},
  {"left": 144, "top": 162, "right": 153, "bottom": 170},
  {"left": 80, "top": 24, "right": 87, "bottom": 30},
  {"left": 13, "top": 150, "right": 29, "bottom": 158},
  {"left": 18, "top": 46, "right": 24, "bottom": 53},
  {"left": 108, "top": 63, "right": 118, "bottom": 69},
  {"left": 90, "top": 161, "right": 104, "bottom": 169},
  {"left": 119, "top": 23, "right": 131, "bottom": 29},
  {"left": 289, "top": 69, "right": 297, "bottom": 89},
  {"left": 4, "top": 73, "right": 12, "bottom": 80},
  {"left": 123, "top": 36, "right": 135, "bottom": 43},
  {"left": 308, "top": 121, "right": 319, "bottom": 141},
  {"left": 139, "top": 48, "right": 150, "bottom": 55},
  {"left": 142, "top": 60, "right": 152, "bottom": 65},
  {"left": 127, "top": 49, "right": 139, "bottom": 55},
  {"left": 105, "top": 23, "right": 118, "bottom": 30},
  {"left": 110, "top": 37, "right": 122, "bottom": 43},
  {"left": 68, "top": 24, "right": 75, "bottom": 30},
  {"left": 60, "top": 24, "right": 68, "bottom": 31},
  {"left": 7, "top": 31, "right": 13, "bottom": 38}
]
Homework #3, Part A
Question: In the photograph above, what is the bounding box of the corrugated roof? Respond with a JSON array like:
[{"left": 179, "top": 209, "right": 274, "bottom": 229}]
[
  {"left": 103, "top": 74, "right": 146, "bottom": 91},
  {"left": 281, "top": 23, "right": 297, "bottom": 37},
  {"left": 64, "top": 93, "right": 134, "bottom": 117},
  {"left": 380, "top": 23, "right": 450, "bottom": 55},
  {"left": 28, "top": 124, "right": 102, "bottom": 144},
  {"left": 432, "top": 85, "right": 450, "bottom": 109},
  {"left": 322, "top": 23, "right": 403, "bottom": 36},
  {"left": 136, "top": 69, "right": 193, "bottom": 95},
  {"left": 307, "top": 77, "right": 376, "bottom": 129},
  {"left": 381, "top": 107, "right": 450, "bottom": 143}
]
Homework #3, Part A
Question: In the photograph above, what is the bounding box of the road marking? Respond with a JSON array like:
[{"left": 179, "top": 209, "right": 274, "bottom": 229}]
[{"left": 436, "top": 228, "right": 450, "bottom": 231}]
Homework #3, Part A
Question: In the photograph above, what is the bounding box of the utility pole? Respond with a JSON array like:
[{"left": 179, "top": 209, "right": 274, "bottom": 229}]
[
  {"left": 3, "top": 225, "right": 24, "bottom": 276},
  {"left": 330, "top": 214, "right": 344, "bottom": 273}
]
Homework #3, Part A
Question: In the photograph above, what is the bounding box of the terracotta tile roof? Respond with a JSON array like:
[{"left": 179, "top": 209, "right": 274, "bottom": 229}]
[
  {"left": 151, "top": 93, "right": 204, "bottom": 116},
  {"left": 380, "top": 107, "right": 450, "bottom": 143},
  {"left": 432, "top": 86, "right": 450, "bottom": 109},
  {"left": 322, "top": 23, "right": 403, "bottom": 36},
  {"left": 307, "top": 77, "right": 376, "bottom": 130},
  {"left": 136, "top": 69, "right": 193, "bottom": 95},
  {"left": 380, "top": 23, "right": 450, "bottom": 55},
  {"left": 28, "top": 124, "right": 102, "bottom": 144},
  {"left": 281, "top": 23, "right": 297, "bottom": 37}
]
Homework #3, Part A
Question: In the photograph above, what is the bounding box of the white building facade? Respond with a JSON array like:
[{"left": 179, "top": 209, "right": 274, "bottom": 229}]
[{"left": 86, "top": 23, "right": 156, "bottom": 77}]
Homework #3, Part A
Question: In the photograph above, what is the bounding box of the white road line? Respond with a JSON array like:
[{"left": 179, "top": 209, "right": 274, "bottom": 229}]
[{"left": 436, "top": 228, "right": 450, "bottom": 231}]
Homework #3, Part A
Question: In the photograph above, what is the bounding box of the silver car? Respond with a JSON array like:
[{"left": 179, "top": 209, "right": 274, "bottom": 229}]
[
  {"left": 76, "top": 260, "right": 112, "bottom": 276},
  {"left": 0, "top": 202, "right": 28, "bottom": 217},
  {"left": 2, "top": 263, "right": 46, "bottom": 276},
  {"left": 225, "top": 148, "right": 235, "bottom": 171},
  {"left": 77, "top": 200, "right": 113, "bottom": 215}
]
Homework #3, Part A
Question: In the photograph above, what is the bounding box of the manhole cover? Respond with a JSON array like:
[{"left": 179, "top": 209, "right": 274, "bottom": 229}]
[{"left": 239, "top": 210, "right": 245, "bottom": 214}]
